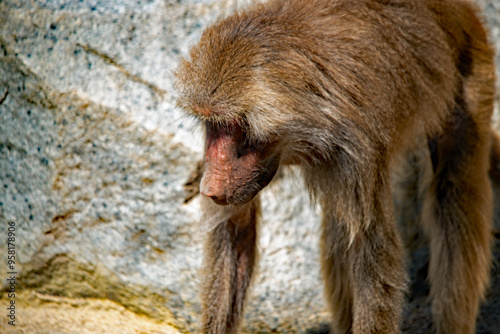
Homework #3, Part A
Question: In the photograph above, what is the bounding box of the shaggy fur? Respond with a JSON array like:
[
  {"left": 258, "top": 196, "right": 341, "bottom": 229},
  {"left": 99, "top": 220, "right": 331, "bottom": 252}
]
[{"left": 175, "top": 0, "right": 496, "bottom": 333}]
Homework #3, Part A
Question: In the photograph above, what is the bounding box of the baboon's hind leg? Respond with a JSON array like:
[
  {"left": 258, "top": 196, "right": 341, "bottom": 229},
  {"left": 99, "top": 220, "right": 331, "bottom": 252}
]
[{"left": 424, "top": 81, "right": 494, "bottom": 333}]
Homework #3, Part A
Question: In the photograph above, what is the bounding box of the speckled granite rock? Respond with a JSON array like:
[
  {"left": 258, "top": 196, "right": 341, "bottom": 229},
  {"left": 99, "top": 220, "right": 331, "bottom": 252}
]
[{"left": 0, "top": 0, "right": 498, "bottom": 333}]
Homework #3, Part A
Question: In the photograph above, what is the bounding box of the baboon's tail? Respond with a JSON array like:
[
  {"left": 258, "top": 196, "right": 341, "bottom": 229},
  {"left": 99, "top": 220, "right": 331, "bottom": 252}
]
[{"left": 490, "top": 131, "right": 500, "bottom": 181}]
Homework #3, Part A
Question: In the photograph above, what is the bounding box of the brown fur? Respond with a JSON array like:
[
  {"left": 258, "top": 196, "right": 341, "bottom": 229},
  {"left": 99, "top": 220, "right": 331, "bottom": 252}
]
[{"left": 175, "top": 0, "right": 496, "bottom": 333}]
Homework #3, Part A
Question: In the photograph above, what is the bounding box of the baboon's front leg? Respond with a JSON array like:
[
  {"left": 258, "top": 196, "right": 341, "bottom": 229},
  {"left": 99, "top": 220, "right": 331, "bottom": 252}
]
[
  {"left": 322, "top": 173, "right": 407, "bottom": 334},
  {"left": 201, "top": 197, "right": 260, "bottom": 334},
  {"left": 349, "top": 214, "right": 406, "bottom": 334}
]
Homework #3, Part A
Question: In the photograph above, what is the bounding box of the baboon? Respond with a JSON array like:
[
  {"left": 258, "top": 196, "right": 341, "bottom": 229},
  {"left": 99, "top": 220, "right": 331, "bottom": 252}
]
[{"left": 174, "top": 0, "right": 496, "bottom": 333}]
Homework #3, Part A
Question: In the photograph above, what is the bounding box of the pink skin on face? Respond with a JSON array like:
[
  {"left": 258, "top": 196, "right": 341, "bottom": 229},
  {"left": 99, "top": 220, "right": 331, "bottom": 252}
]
[{"left": 201, "top": 121, "right": 262, "bottom": 205}]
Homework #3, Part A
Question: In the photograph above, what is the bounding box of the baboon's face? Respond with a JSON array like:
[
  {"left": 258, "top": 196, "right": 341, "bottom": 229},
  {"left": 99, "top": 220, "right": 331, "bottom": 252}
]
[{"left": 201, "top": 120, "right": 280, "bottom": 205}]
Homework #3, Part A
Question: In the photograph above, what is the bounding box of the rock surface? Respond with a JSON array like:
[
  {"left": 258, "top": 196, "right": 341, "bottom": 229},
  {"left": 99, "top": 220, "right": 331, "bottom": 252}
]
[{"left": 0, "top": 0, "right": 498, "bottom": 333}]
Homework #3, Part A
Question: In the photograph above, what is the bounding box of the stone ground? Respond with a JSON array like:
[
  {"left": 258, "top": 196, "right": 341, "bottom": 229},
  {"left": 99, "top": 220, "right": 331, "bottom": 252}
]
[{"left": 0, "top": 291, "right": 181, "bottom": 334}]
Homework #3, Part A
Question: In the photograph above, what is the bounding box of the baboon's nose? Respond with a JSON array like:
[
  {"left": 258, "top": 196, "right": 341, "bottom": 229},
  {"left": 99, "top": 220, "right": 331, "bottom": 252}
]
[
  {"left": 200, "top": 172, "right": 230, "bottom": 205},
  {"left": 209, "top": 194, "right": 228, "bottom": 205},
  {"left": 200, "top": 184, "right": 228, "bottom": 205},
  {"left": 201, "top": 190, "right": 228, "bottom": 205}
]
